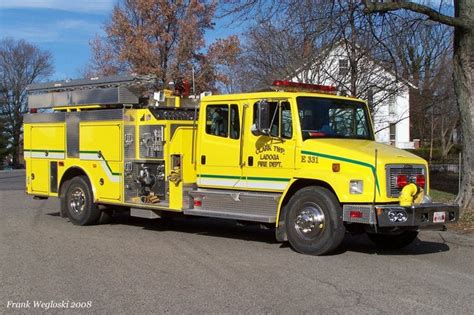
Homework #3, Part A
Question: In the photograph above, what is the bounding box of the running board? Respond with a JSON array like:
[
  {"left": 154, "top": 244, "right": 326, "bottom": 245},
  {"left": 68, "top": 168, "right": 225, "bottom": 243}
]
[
  {"left": 187, "top": 189, "right": 281, "bottom": 223},
  {"left": 183, "top": 209, "right": 276, "bottom": 223}
]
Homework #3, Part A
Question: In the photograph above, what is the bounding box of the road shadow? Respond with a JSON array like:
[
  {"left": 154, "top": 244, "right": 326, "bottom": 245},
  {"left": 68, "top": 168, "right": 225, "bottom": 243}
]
[
  {"left": 110, "top": 212, "right": 279, "bottom": 245},
  {"left": 46, "top": 211, "right": 450, "bottom": 254},
  {"left": 334, "top": 233, "right": 450, "bottom": 256}
]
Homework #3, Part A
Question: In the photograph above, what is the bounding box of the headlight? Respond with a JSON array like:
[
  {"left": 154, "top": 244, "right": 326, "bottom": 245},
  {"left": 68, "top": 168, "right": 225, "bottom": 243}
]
[
  {"left": 349, "top": 180, "right": 363, "bottom": 194},
  {"left": 387, "top": 209, "right": 408, "bottom": 223}
]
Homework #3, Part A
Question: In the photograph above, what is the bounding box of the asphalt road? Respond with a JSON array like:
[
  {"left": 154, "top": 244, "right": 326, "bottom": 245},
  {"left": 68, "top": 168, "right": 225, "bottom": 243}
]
[{"left": 1, "top": 170, "right": 473, "bottom": 313}]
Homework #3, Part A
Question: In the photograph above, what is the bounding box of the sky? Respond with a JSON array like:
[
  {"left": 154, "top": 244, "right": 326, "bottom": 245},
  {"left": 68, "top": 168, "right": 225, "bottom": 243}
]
[{"left": 0, "top": 0, "right": 239, "bottom": 81}]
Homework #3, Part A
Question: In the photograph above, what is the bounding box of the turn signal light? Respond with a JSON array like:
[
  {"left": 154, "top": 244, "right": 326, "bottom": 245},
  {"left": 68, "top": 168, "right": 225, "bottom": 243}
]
[
  {"left": 350, "top": 211, "right": 363, "bottom": 218},
  {"left": 416, "top": 175, "right": 425, "bottom": 188},
  {"left": 396, "top": 175, "right": 408, "bottom": 189}
]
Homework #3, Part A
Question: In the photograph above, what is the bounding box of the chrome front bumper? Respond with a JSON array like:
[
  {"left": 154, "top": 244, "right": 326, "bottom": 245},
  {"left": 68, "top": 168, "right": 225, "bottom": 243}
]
[
  {"left": 342, "top": 203, "right": 459, "bottom": 229},
  {"left": 375, "top": 203, "right": 459, "bottom": 228}
]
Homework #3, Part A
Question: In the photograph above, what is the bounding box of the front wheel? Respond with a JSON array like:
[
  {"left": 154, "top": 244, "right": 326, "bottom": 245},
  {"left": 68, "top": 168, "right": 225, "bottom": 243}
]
[
  {"left": 367, "top": 230, "right": 418, "bottom": 249},
  {"left": 285, "top": 186, "right": 345, "bottom": 255},
  {"left": 64, "top": 176, "right": 101, "bottom": 225}
]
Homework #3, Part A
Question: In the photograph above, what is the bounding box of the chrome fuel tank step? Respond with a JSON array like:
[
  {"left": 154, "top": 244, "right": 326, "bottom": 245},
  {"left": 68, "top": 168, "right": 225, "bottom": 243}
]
[{"left": 186, "top": 189, "right": 281, "bottom": 223}]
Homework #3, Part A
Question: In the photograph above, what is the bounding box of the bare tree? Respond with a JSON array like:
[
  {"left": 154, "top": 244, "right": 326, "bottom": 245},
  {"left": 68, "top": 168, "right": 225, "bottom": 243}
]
[
  {"left": 381, "top": 11, "right": 454, "bottom": 145},
  {"left": 0, "top": 38, "right": 54, "bottom": 165},
  {"left": 238, "top": 0, "right": 409, "bottom": 135},
  {"left": 363, "top": 0, "right": 473, "bottom": 211},
  {"left": 0, "top": 116, "right": 8, "bottom": 168},
  {"left": 203, "top": 35, "right": 242, "bottom": 93},
  {"left": 86, "top": 0, "right": 240, "bottom": 94},
  {"left": 82, "top": 36, "right": 128, "bottom": 77},
  {"left": 432, "top": 54, "right": 459, "bottom": 159},
  {"left": 88, "top": 0, "right": 216, "bottom": 87}
]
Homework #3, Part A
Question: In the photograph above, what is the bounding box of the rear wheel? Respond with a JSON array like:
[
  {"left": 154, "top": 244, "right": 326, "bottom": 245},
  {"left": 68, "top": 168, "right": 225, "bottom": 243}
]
[
  {"left": 285, "top": 186, "right": 345, "bottom": 255},
  {"left": 64, "top": 176, "right": 100, "bottom": 225},
  {"left": 367, "top": 230, "right": 418, "bottom": 249}
]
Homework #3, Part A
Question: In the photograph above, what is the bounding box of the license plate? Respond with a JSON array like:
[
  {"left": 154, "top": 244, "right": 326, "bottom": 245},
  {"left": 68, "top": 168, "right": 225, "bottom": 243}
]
[{"left": 433, "top": 211, "right": 446, "bottom": 223}]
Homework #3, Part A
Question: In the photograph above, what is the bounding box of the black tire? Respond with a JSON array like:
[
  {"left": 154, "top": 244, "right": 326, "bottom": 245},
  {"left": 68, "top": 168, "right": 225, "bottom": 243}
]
[
  {"left": 367, "top": 230, "right": 418, "bottom": 249},
  {"left": 59, "top": 179, "right": 70, "bottom": 218},
  {"left": 64, "top": 176, "right": 101, "bottom": 225},
  {"left": 285, "top": 186, "right": 345, "bottom": 255},
  {"left": 97, "top": 207, "right": 114, "bottom": 224}
]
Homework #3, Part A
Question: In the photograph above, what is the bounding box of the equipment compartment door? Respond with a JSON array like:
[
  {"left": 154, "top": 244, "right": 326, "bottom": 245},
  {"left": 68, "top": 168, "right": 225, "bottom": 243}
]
[
  {"left": 242, "top": 99, "right": 296, "bottom": 192},
  {"left": 30, "top": 159, "right": 49, "bottom": 193},
  {"left": 80, "top": 122, "right": 122, "bottom": 201},
  {"left": 28, "top": 124, "right": 65, "bottom": 194},
  {"left": 197, "top": 103, "right": 244, "bottom": 189}
]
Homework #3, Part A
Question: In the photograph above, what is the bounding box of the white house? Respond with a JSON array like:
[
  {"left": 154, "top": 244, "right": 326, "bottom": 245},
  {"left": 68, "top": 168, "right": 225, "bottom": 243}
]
[{"left": 292, "top": 43, "right": 415, "bottom": 149}]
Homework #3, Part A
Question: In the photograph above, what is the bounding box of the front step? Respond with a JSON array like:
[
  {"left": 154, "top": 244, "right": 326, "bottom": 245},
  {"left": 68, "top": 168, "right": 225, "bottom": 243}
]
[
  {"left": 130, "top": 208, "right": 163, "bottom": 219},
  {"left": 187, "top": 189, "right": 281, "bottom": 223}
]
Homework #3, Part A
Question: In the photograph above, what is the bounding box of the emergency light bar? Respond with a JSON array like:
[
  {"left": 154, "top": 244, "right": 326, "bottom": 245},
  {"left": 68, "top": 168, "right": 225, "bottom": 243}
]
[{"left": 272, "top": 80, "right": 337, "bottom": 94}]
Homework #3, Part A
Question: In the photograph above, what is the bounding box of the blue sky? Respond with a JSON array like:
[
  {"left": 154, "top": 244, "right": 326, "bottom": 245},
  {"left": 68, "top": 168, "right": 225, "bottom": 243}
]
[{"left": 0, "top": 0, "right": 240, "bottom": 80}]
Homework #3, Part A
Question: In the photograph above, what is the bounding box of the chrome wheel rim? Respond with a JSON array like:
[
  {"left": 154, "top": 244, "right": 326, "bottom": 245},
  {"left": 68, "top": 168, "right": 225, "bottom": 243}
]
[
  {"left": 294, "top": 203, "right": 325, "bottom": 240},
  {"left": 69, "top": 188, "right": 86, "bottom": 215}
]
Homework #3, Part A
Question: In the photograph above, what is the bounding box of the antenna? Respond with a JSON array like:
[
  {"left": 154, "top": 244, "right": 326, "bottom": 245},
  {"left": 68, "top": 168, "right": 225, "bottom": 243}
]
[
  {"left": 372, "top": 149, "right": 378, "bottom": 233},
  {"left": 192, "top": 66, "right": 196, "bottom": 97}
]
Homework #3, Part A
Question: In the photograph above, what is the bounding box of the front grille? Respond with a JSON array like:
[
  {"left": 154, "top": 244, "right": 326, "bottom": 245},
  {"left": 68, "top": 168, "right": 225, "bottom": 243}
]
[{"left": 385, "top": 164, "right": 426, "bottom": 197}]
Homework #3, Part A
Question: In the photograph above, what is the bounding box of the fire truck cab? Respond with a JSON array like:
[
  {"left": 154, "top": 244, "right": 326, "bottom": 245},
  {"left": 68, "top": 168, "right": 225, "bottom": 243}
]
[{"left": 24, "top": 75, "right": 459, "bottom": 255}]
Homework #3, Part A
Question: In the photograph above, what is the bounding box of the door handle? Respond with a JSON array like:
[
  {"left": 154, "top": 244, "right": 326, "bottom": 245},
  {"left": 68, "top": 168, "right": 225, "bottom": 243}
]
[
  {"left": 248, "top": 156, "right": 253, "bottom": 166},
  {"left": 201, "top": 155, "right": 206, "bottom": 165}
]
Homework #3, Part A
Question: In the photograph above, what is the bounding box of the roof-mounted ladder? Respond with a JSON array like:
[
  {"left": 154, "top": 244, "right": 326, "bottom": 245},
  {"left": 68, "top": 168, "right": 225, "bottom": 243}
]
[{"left": 27, "top": 74, "right": 157, "bottom": 109}]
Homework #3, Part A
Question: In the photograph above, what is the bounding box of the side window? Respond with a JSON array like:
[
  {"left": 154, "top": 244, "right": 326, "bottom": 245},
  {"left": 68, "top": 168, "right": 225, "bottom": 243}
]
[
  {"left": 205, "top": 104, "right": 240, "bottom": 139},
  {"left": 252, "top": 100, "right": 292, "bottom": 139},
  {"left": 206, "top": 105, "right": 228, "bottom": 137},
  {"left": 355, "top": 108, "right": 369, "bottom": 137},
  {"left": 253, "top": 101, "right": 279, "bottom": 136},
  {"left": 230, "top": 105, "right": 240, "bottom": 139}
]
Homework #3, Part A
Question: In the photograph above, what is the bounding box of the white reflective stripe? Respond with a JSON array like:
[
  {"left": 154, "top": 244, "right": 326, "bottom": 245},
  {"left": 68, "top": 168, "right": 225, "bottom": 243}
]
[
  {"left": 79, "top": 153, "right": 101, "bottom": 160},
  {"left": 79, "top": 153, "right": 120, "bottom": 183},
  {"left": 197, "top": 177, "right": 247, "bottom": 189},
  {"left": 198, "top": 177, "right": 287, "bottom": 191},
  {"left": 247, "top": 180, "right": 287, "bottom": 190},
  {"left": 24, "top": 151, "right": 65, "bottom": 159},
  {"left": 100, "top": 161, "right": 120, "bottom": 183}
]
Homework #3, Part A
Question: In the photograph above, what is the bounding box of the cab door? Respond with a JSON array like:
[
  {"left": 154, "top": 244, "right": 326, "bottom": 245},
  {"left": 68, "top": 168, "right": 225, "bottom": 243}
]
[
  {"left": 242, "top": 99, "right": 295, "bottom": 192},
  {"left": 196, "top": 102, "right": 244, "bottom": 189}
]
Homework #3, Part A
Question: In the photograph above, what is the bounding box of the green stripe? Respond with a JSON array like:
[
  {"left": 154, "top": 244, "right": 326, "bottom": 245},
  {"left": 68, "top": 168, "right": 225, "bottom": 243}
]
[
  {"left": 79, "top": 150, "right": 121, "bottom": 176},
  {"left": 198, "top": 174, "right": 290, "bottom": 182},
  {"left": 101, "top": 153, "right": 121, "bottom": 176},
  {"left": 301, "top": 150, "right": 381, "bottom": 195},
  {"left": 198, "top": 174, "right": 240, "bottom": 180}
]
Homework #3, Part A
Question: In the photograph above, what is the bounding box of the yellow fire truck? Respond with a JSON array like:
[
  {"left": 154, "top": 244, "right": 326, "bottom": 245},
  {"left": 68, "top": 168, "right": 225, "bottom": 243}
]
[{"left": 24, "top": 75, "right": 459, "bottom": 255}]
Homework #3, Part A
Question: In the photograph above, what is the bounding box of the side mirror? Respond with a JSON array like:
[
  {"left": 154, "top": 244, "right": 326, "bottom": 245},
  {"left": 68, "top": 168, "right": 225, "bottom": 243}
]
[{"left": 254, "top": 100, "right": 271, "bottom": 136}]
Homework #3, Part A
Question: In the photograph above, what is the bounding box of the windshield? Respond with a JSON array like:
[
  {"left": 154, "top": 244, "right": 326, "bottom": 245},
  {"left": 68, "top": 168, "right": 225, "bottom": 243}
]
[{"left": 297, "top": 97, "right": 373, "bottom": 141}]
